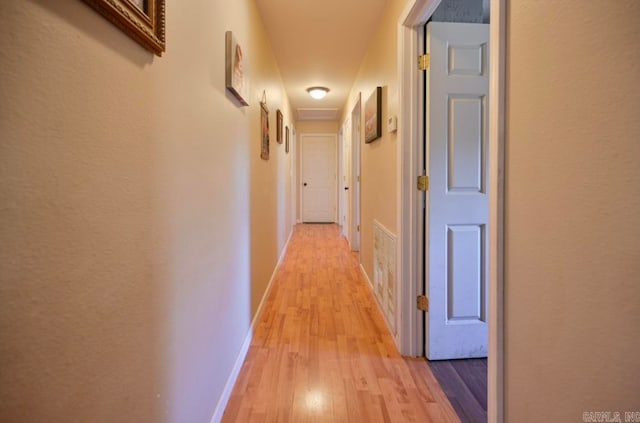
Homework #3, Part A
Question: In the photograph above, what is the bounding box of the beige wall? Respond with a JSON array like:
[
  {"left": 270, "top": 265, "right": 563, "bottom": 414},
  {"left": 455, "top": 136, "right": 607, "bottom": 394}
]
[
  {"left": 294, "top": 120, "right": 340, "bottom": 222},
  {"left": 0, "top": 1, "right": 293, "bottom": 422},
  {"left": 505, "top": 1, "right": 640, "bottom": 421},
  {"left": 341, "top": 0, "right": 406, "bottom": 278},
  {"left": 295, "top": 120, "right": 340, "bottom": 134}
]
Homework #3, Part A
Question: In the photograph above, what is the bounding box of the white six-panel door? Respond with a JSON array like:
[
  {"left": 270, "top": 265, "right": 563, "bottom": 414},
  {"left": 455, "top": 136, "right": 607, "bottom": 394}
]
[
  {"left": 301, "top": 134, "right": 337, "bottom": 223},
  {"left": 426, "top": 22, "right": 490, "bottom": 360}
]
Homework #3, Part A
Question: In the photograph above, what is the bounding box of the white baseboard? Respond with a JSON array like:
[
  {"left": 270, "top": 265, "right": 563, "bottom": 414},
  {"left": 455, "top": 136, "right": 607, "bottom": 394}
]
[
  {"left": 359, "top": 263, "right": 399, "bottom": 347},
  {"left": 209, "top": 230, "right": 294, "bottom": 423},
  {"left": 209, "top": 317, "right": 252, "bottom": 423},
  {"left": 359, "top": 263, "right": 374, "bottom": 289}
]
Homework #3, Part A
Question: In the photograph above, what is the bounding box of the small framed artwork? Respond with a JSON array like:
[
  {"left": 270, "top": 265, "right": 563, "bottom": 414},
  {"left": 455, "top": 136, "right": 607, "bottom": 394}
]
[
  {"left": 364, "top": 86, "right": 382, "bottom": 143},
  {"left": 276, "top": 110, "right": 284, "bottom": 144},
  {"left": 225, "top": 31, "right": 249, "bottom": 106},
  {"left": 285, "top": 126, "right": 290, "bottom": 153},
  {"left": 260, "top": 101, "right": 270, "bottom": 160},
  {"left": 81, "top": 0, "right": 165, "bottom": 56}
]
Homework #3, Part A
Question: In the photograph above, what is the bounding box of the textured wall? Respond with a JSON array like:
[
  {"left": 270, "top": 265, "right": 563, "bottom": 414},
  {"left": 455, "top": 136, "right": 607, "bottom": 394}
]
[
  {"left": 505, "top": 1, "right": 640, "bottom": 421},
  {"left": 295, "top": 120, "right": 340, "bottom": 133},
  {"left": 0, "top": 1, "right": 293, "bottom": 422},
  {"left": 342, "top": 0, "right": 407, "bottom": 281}
]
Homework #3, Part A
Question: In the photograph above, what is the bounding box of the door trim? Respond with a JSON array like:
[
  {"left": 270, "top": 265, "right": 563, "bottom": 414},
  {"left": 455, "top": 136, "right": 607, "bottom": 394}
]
[
  {"left": 338, "top": 128, "right": 345, "bottom": 230},
  {"left": 397, "top": 1, "right": 505, "bottom": 422},
  {"left": 299, "top": 133, "right": 338, "bottom": 223},
  {"left": 342, "top": 119, "right": 351, "bottom": 239},
  {"left": 350, "top": 95, "right": 362, "bottom": 251},
  {"left": 291, "top": 126, "right": 299, "bottom": 224}
]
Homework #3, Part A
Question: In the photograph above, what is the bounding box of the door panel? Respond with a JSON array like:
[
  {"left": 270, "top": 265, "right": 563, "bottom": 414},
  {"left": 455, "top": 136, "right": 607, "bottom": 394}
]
[
  {"left": 425, "top": 22, "right": 489, "bottom": 360},
  {"left": 448, "top": 95, "right": 486, "bottom": 193},
  {"left": 301, "top": 134, "right": 337, "bottom": 223},
  {"left": 446, "top": 224, "right": 486, "bottom": 323}
]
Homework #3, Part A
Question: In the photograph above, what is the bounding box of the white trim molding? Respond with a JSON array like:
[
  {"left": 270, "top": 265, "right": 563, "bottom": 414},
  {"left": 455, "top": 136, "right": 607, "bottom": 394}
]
[
  {"left": 396, "top": 2, "right": 428, "bottom": 358},
  {"left": 488, "top": 0, "right": 506, "bottom": 421},
  {"left": 359, "top": 263, "right": 397, "bottom": 345},
  {"left": 210, "top": 230, "right": 294, "bottom": 423},
  {"left": 298, "top": 133, "right": 339, "bottom": 224},
  {"left": 396, "top": 0, "right": 505, "bottom": 422},
  {"left": 402, "top": 0, "right": 442, "bottom": 25}
]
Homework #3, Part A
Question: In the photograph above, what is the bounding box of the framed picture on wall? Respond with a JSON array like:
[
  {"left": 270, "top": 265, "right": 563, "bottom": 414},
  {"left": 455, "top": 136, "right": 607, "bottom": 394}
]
[
  {"left": 276, "top": 110, "right": 284, "bottom": 143},
  {"left": 285, "top": 126, "right": 290, "bottom": 153},
  {"left": 364, "top": 86, "right": 382, "bottom": 143},
  {"left": 225, "top": 31, "right": 249, "bottom": 106},
  {"left": 81, "top": 0, "right": 166, "bottom": 56},
  {"left": 260, "top": 101, "right": 269, "bottom": 160}
]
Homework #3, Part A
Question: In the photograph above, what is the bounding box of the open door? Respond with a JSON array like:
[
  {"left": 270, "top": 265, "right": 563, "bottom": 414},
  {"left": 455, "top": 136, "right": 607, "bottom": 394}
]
[{"left": 425, "top": 22, "right": 490, "bottom": 360}]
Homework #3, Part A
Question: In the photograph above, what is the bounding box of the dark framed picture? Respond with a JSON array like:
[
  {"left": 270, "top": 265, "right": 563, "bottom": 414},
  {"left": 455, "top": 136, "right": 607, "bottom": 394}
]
[
  {"left": 276, "top": 110, "right": 284, "bottom": 144},
  {"left": 260, "top": 102, "right": 269, "bottom": 160},
  {"left": 81, "top": 0, "right": 165, "bottom": 56},
  {"left": 285, "top": 126, "right": 290, "bottom": 153},
  {"left": 225, "top": 31, "right": 249, "bottom": 106},
  {"left": 364, "top": 86, "right": 382, "bottom": 143}
]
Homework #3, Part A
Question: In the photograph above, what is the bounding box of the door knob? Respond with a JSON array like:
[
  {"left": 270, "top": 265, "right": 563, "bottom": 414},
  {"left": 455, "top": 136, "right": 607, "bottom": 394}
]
[
  {"left": 344, "top": 187, "right": 349, "bottom": 190},
  {"left": 303, "top": 183, "right": 307, "bottom": 186}
]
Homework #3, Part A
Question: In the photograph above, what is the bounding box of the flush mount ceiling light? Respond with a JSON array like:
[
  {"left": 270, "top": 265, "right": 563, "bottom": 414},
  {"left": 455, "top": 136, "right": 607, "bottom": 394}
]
[{"left": 306, "top": 86, "right": 330, "bottom": 100}]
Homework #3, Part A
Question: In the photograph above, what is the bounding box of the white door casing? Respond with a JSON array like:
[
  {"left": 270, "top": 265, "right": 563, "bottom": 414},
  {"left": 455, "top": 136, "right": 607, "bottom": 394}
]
[
  {"left": 343, "top": 120, "right": 352, "bottom": 239},
  {"left": 338, "top": 129, "right": 344, "bottom": 228},
  {"left": 425, "top": 22, "right": 490, "bottom": 360},
  {"left": 397, "top": 0, "right": 505, "bottom": 420},
  {"left": 301, "top": 134, "right": 337, "bottom": 223},
  {"left": 291, "top": 126, "right": 298, "bottom": 223},
  {"left": 350, "top": 98, "right": 362, "bottom": 251}
]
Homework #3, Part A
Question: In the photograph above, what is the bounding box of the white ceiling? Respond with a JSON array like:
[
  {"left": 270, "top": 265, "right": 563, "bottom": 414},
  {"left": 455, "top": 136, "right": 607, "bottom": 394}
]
[{"left": 254, "top": 0, "right": 389, "bottom": 121}]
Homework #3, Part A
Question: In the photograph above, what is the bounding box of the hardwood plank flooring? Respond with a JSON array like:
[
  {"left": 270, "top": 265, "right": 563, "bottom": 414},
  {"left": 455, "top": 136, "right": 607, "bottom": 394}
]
[
  {"left": 222, "top": 224, "right": 460, "bottom": 422},
  {"left": 428, "top": 359, "right": 487, "bottom": 423}
]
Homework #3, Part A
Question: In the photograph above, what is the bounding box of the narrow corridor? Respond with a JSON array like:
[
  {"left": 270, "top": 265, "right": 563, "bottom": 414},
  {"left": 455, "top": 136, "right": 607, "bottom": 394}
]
[{"left": 222, "top": 224, "right": 459, "bottom": 422}]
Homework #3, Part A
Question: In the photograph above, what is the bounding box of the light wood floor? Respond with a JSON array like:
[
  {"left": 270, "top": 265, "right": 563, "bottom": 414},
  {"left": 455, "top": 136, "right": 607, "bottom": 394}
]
[{"left": 222, "top": 224, "right": 460, "bottom": 422}]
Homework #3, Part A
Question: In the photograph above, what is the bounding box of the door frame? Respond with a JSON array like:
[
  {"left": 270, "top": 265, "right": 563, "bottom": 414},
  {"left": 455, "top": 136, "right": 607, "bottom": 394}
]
[
  {"left": 338, "top": 127, "right": 345, "bottom": 230},
  {"left": 299, "top": 133, "right": 338, "bottom": 223},
  {"left": 396, "top": 0, "right": 505, "bottom": 422},
  {"left": 341, "top": 119, "right": 351, "bottom": 239},
  {"left": 350, "top": 95, "right": 362, "bottom": 251},
  {"left": 291, "top": 125, "right": 298, "bottom": 223}
]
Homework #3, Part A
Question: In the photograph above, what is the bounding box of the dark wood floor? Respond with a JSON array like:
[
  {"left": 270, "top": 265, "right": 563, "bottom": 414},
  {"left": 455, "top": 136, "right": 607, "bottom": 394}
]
[{"left": 427, "top": 358, "right": 487, "bottom": 423}]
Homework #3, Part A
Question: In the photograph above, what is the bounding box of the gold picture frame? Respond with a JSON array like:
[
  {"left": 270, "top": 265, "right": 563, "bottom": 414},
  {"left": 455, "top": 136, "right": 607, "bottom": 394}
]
[{"left": 81, "top": 0, "right": 166, "bottom": 56}]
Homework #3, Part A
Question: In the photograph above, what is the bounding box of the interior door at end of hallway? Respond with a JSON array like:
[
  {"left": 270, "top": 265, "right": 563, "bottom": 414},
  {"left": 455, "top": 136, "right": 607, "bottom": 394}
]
[
  {"left": 302, "top": 134, "right": 337, "bottom": 223},
  {"left": 425, "top": 22, "right": 490, "bottom": 360}
]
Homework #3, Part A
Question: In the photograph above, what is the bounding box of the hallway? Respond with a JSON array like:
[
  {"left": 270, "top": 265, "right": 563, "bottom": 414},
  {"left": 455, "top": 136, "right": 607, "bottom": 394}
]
[{"left": 222, "top": 224, "right": 459, "bottom": 422}]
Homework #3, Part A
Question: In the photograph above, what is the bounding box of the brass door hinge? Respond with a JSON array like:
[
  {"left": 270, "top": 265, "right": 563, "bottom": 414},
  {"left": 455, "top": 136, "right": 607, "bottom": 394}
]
[
  {"left": 417, "top": 295, "right": 429, "bottom": 311},
  {"left": 418, "top": 54, "right": 430, "bottom": 71},
  {"left": 357, "top": 225, "right": 360, "bottom": 232},
  {"left": 417, "top": 175, "right": 429, "bottom": 191}
]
